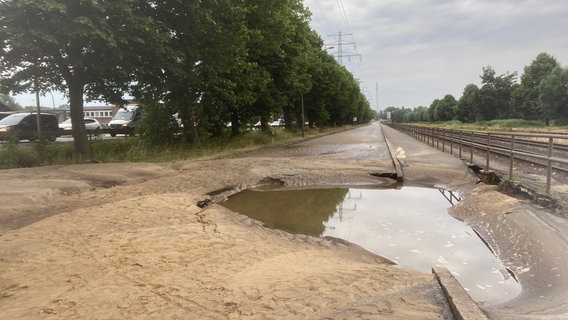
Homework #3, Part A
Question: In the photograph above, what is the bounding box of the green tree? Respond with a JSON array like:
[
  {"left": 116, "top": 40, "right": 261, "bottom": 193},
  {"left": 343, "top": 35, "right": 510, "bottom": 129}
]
[
  {"left": 303, "top": 44, "right": 336, "bottom": 128},
  {"left": 383, "top": 106, "right": 410, "bottom": 123},
  {"left": 0, "top": 0, "right": 161, "bottom": 157},
  {"left": 414, "top": 106, "right": 430, "bottom": 122},
  {"left": 434, "top": 94, "right": 457, "bottom": 121},
  {"left": 0, "top": 94, "right": 22, "bottom": 110},
  {"left": 325, "top": 65, "right": 361, "bottom": 125},
  {"left": 539, "top": 66, "right": 568, "bottom": 125},
  {"left": 477, "top": 66, "right": 518, "bottom": 120},
  {"left": 511, "top": 52, "right": 559, "bottom": 120},
  {"left": 456, "top": 84, "right": 480, "bottom": 123},
  {"left": 428, "top": 99, "right": 440, "bottom": 121},
  {"left": 190, "top": 0, "right": 269, "bottom": 138}
]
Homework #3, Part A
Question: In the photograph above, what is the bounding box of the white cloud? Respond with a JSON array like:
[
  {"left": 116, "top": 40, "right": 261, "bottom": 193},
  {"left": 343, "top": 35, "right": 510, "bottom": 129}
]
[
  {"left": 305, "top": 0, "right": 568, "bottom": 109},
  {"left": 12, "top": 1, "right": 568, "bottom": 111}
]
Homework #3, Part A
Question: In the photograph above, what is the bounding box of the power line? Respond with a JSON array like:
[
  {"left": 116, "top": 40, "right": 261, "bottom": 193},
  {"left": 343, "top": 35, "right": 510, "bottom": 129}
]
[
  {"left": 327, "top": 31, "right": 361, "bottom": 66},
  {"left": 311, "top": 0, "right": 332, "bottom": 35},
  {"left": 336, "top": 0, "right": 352, "bottom": 34}
]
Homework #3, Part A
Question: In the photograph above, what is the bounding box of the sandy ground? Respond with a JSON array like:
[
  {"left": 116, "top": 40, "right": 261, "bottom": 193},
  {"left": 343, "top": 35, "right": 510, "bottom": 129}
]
[
  {"left": 0, "top": 124, "right": 455, "bottom": 320},
  {"left": 1, "top": 123, "right": 567, "bottom": 319}
]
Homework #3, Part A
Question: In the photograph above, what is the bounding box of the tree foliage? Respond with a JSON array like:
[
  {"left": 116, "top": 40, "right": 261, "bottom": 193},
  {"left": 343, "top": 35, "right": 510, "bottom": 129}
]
[
  {"left": 455, "top": 84, "right": 479, "bottom": 123},
  {"left": 477, "top": 66, "right": 518, "bottom": 120},
  {"left": 511, "top": 52, "right": 559, "bottom": 120},
  {"left": 0, "top": 0, "right": 161, "bottom": 156},
  {"left": 382, "top": 53, "right": 565, "bottom": 125},
  {"left": 0, "top": 93, "right": 22, "bottom": 110},
  {"left": 1, "top": 0, "right": 373, "bottom": 152},
  {"left": 540, "top": 66, "right": 568, "bottom": 125},
  {"left": 432, "top": 94, "right": 456, "bottom": 122}
]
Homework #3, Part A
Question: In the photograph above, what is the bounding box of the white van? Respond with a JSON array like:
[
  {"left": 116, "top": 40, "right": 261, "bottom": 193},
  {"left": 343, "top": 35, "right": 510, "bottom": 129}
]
[{"left": 108, "top": 105, "right": 142, "bottom": 137}]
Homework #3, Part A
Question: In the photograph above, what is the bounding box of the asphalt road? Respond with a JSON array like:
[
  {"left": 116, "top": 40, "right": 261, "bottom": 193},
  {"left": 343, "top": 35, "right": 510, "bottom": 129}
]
[{"left": 382, "top": 123, "right": 568, "bottom": 320}]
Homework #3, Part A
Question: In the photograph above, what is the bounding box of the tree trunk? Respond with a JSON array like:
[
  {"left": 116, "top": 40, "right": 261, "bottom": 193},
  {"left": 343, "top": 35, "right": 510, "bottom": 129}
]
[
  {"left": 260, "top": 114, "right": 269, "bottom": 132},
  {"left": 230, "top": 108, "right": 240, "bottom": 137},
  {"left": 283, "top": 109, "right": 293, "bottom": 130},
  {"left": 180, "top": 104, "right": 200, "bottom": 146},
  {"left": 68, "top": 80, "right": 92, "bottom": 159}
]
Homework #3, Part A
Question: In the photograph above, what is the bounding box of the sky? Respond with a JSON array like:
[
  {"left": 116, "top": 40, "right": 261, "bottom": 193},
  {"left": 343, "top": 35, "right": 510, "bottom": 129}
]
[
  {"left": 12, "top": 0, "right": 568, "bottom": 111},
  {"left": 304, "top": 0, "right": 568, "bottom": 111}
]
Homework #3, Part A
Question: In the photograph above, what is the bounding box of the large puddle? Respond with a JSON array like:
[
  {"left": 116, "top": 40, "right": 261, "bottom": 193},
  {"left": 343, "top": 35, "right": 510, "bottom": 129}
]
[{"left": 221, "top": 186, "right": 522, "bottom": 306}]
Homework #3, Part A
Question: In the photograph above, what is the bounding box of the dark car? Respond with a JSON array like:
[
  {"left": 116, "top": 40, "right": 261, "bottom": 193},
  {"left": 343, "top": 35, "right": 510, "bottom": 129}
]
[{"left": 0, "top": 113, "right": 60, "bottom": 142}]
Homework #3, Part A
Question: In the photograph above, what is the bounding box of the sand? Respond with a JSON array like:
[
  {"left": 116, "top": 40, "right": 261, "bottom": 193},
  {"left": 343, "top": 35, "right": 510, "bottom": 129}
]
[{"left": 0, "top": 148, "right": 452, "bottom": 319}]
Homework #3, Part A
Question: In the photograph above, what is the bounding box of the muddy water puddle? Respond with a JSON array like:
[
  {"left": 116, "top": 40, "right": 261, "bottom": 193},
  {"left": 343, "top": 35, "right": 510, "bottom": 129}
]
[{"left": 222, "top": 186, "right": 521, "bottom": 306}]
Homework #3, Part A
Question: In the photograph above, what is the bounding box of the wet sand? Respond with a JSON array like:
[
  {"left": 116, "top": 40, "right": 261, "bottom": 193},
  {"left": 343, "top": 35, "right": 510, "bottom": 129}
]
[
  {"left": 0, "top": 125, "right": 454, "bottom": 320},
  {"left": 1, "top": 123, "right": 567, "bottom": 319}
]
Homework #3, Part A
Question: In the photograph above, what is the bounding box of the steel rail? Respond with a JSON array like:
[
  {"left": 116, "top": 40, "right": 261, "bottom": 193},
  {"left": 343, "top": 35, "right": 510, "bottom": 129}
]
[{"left": 387, "top": 123, "right": 568, "bottom": 193}]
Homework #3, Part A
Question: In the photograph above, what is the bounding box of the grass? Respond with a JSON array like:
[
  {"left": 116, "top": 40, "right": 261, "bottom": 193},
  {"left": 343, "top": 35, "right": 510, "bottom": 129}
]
[{"left": 0, "top": 126, "right": 341, "bottom": 170}]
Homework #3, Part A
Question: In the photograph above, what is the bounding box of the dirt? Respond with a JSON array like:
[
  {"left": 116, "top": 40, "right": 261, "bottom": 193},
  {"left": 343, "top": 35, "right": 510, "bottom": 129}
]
[
  {"left": 0, "top": 134, "right": 454, "bottom": 319},
  {"left": 1, "top": 123, "right": 567, "bottom": 319}
]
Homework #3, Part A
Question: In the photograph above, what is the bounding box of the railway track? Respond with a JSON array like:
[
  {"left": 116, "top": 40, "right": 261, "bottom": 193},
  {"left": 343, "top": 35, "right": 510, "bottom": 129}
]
[{"left": 387, "top": 124, "right": 568, "bottom": 193}]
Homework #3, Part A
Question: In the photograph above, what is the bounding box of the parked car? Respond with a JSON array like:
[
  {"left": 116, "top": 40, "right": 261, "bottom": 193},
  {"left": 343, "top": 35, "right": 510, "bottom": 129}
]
[
  {"left": 0, "top": 113, "right": 59, "bottom": 142},
  {"left": 59, "top": 118, "right": 101, "bottom": 133}
]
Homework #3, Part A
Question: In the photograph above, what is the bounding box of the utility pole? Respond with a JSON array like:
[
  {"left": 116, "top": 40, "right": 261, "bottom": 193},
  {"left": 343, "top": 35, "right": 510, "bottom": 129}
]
[
  {"left": 34, "top": 79, "right": 42, "bottom": 141},
  {"left": 327, "top": 31, "right": 361, "bottom": 65},
  {"left": 376, "top": 82, "right": 379, "bottom": 110}
]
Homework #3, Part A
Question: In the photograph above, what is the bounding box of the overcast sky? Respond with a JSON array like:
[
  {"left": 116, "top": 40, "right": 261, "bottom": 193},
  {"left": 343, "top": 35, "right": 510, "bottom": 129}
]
[
  {"left": 304, "top": 0, "right": 568, "bottom": 111},
  {"left": 14, "top": 0, "right": 568, "bottom": 111}
]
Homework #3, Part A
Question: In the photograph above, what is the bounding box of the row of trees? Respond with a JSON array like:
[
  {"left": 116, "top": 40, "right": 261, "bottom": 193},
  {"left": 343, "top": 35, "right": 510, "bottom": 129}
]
[
  {"left": 381, "top": 53, "right": 568, "bottom": 125},
  {"left": 0, "top": 0, "right": 373, "bottom": 156}
]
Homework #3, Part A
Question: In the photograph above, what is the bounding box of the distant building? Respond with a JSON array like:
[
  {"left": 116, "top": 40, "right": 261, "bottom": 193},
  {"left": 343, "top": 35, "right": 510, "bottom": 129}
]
[
  {"left": 55, "top": 105, "right": 120, "bottom": 127},
  {"left": 55, "top": 101, "right": 137, "bottom": 126},
  {"left": 83, "top": 105, "right": 118, "bottom": 127}
]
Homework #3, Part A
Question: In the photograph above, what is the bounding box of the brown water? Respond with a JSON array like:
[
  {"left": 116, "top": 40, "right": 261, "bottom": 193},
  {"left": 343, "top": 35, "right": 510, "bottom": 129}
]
[{"left": 222, "top": 186, "right": 522, "bottom": 306}]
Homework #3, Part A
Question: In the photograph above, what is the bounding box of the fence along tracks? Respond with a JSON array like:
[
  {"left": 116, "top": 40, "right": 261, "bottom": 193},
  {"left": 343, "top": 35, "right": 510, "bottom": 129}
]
[{"left": 387, "top": 124, "right": 568, "bottom": 194}]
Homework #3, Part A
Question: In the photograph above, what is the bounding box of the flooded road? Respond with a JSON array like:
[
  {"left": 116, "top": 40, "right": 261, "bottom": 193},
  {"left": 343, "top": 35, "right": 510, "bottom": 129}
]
[
  {"left": 222, "top": 186, "right": 521, "bottom": 306},
  {"left": 234, "top": 123, "right": 524, "bottom": 305},
  {"left": 230, "top": 123, "right": 568, "bottom": 318}
]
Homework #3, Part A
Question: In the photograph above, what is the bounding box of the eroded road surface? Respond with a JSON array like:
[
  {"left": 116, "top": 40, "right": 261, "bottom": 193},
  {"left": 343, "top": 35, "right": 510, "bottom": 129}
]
[
  {"left": 381, "top": 124, "right": 568, "bottom": 320},
  {"left": 1, "top": 122, "right": 567, "bottom": 319}
]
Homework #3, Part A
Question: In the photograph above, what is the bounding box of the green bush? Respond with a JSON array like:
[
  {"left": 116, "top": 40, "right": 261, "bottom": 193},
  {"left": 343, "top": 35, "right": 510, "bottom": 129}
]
[
  {"left": 0, "top": 125, "right": 343, "bottom": 169},
  {"left": 485, "top": 119, "right": 545, "bottom": 128},
  {"left": 0, "top": 143, "right": 39, "bottom": 168}
]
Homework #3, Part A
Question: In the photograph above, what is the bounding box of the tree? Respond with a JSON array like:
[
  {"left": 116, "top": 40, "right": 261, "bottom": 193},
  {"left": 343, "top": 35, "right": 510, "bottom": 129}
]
[
  {"left": 414, "top": 106, "right": 430, "bottom": 122},
  {"left": 477, "top": 66, "right": 518, "bottom": 121},
  {"left": 540, "top": 66, "right": 568, "bottom": 125},
  {"left": 428, "top": 99, "right": 440, "bottom": 121},
  {"left": 511, "top": 52, "right": 559, "bottom": 120},
  {"left": 0, "top": 0, "right": 161, "bottom": 157},
  {"left": 456, "top": 84, "right": 480, "bottom": 123},
  {"left": 0, "top": 94, "right": 22, "bottom": 110},
  {"left": 130, "top": 0, "right": 258, "bottom": 143},
  {"left": 434, "top": 94, "right": 457, "bottom": 121}
]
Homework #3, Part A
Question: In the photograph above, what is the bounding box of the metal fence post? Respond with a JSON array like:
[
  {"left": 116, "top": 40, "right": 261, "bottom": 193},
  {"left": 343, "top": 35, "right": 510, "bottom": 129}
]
[
  {"left": 547, "top": 137, "right": 553, "bottom": 193},
  {"left": 450, "top": 129, "right": 453, "bottom": 155},
  {"left": 442, "top": 129, "right": 445, "bottom": 152},
  {"left": 470, "top": 131, "right": 474, "bottom": 164},
  {"left": 509, "top": 135, "right": 515, "bottom": 180},
  {"left": 485, "top": 133, "right": 491, "bottom": 171},
  {"left": 459, "top": 131, "right": 463, "bottom": 159}
]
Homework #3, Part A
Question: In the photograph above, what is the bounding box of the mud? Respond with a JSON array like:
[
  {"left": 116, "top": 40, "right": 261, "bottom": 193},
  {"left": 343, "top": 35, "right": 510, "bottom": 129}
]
[{"left": 1, "top": 123, "right": 567, "bottom": 319}]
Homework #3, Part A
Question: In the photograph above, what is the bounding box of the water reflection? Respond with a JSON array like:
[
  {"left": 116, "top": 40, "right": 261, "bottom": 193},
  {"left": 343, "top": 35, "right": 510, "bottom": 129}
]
[
  {"left": 222, "top": 188, "right": 348, "bottom": 236},
  {"left": 222, "top": 186, "right": 521, "bottom": 306}
]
